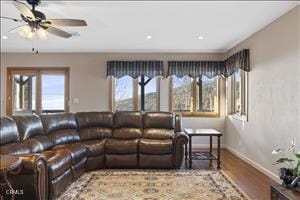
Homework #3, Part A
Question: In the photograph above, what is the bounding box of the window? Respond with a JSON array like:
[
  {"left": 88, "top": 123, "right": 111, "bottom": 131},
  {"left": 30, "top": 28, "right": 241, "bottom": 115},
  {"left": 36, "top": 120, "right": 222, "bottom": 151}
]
[
  {"left": 169, "top": 75, "right": 219, "bottom": 117},
  {"left": 229, "top": 69, "right": 248, "bottom": 120},
  {"left": 114, "top": 76, "right": 134, "bottom": 111},
  {"left": 7, "top": 68, "right": 69, "bottom": 116},
  {"left": 172, "top": 76, "right": 193, "bottom": 112},
  {"left": 138, "top": 76, "right": 159, "bottom": 111},
  {"left": 196, "top": 76, "right": 218, "bottom": 113},
  {"left": 233, "top": 70, "right": 241, "bottom": 114},
  {"left": 41, "top": 74, "right": 66, "bottom": 114},
  {"left": 111, "top": 76, "right": 160, "bottom": 111}
]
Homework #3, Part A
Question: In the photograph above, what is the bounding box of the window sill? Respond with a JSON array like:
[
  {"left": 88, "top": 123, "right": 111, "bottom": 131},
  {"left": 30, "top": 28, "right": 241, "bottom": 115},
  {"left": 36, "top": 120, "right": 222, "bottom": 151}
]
[
  {"left": 230, "top": 113, "right": 248, "bottom": 121},
  {"left": 174, "top": 112, "right": 220, "bottom": 118}
]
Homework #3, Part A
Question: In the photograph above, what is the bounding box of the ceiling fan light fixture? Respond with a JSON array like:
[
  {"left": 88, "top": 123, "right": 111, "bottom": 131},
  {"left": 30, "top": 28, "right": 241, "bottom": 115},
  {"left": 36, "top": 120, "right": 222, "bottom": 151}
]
[
  {"left": 37, "top": 28, "right": 48, "bottom": 40},
  {"left": 18, "top": 24, "right": 32, "bottom": 39}
]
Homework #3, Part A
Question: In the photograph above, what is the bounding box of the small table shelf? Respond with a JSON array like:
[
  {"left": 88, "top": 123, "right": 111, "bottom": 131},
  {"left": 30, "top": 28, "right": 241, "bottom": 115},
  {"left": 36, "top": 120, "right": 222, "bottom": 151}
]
[{"left": 184, "top": 128, "right": 223, "bottom": 169}]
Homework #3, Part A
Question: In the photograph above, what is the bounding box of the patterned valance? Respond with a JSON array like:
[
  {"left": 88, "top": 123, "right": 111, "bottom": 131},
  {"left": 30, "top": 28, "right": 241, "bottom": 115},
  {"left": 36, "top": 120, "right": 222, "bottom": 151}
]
[
  {"left": 167, "top": 61, "right": 224, "bottom": 78},
  {"left": 223, "top": 49, "right": 250, "bottom": 77},
  {"left": 107, "top": 60, "right": 163, "bottom": 78},
  {"left": 167, "top": 49, "right": 250, "bottom": 78}
]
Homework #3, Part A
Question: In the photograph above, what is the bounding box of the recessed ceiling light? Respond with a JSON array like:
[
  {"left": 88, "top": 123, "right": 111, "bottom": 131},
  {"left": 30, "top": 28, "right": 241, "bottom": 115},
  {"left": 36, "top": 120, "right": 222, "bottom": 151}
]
[
  {"left": 146, "top": 35, "right": 152, "bottom": 39},
  {"left": 1, "top": 35, "right": 8, "bottom": 39},
  {"left": 198, "top": 36, "right": 204, "bottom": 40}
]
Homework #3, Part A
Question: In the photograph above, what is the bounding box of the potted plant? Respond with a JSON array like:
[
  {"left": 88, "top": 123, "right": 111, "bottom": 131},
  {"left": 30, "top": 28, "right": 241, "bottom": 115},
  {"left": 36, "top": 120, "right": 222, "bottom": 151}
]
[{"left": 272, "top": 140, "right": 300, "bottom": 192}]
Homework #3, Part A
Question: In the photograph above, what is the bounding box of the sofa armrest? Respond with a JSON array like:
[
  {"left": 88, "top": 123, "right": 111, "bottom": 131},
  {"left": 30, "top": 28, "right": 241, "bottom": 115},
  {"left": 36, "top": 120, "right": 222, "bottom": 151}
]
[
  {"left": 173, "top": 131, "right": 188, "bottom": 168},
  {"left": 17, "top": 154, "right": 47, "bottom": 174},
  {"left": 175, "top": 114, "right": 182, "bottom": 132},
  {"left": 9, "top": 154, "right": 48, "bottom": 200}
]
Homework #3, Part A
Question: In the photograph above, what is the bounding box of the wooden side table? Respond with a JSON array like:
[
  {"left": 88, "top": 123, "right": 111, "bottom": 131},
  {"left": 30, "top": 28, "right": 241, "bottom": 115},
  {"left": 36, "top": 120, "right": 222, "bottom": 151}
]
[
  {"left": 271, "top": 185, "right": 300, "bottom": 200},
  {"left": 184, "top": 128, "right": 222, "bottom": 169},
  {"left": 0, "top": 155, "right": 22, "bottom": 200}
]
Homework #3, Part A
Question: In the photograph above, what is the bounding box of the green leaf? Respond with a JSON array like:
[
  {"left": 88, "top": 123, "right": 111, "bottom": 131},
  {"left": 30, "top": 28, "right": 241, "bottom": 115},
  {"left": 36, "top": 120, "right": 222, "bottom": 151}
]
[
  {"left": 295, "top": 152, "right": 300, "bottom": 159},
  {"left": 272, "top": 149, "right": 284, "bottom": 155},
  {"left": 272, "top": 158, "right": 294, "bottom": 165}
]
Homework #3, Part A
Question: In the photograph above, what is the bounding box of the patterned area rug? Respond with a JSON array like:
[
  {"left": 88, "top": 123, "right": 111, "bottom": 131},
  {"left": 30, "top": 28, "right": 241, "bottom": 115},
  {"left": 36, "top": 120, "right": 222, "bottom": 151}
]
[{"left": 58, "top": 170, "right": 248, "bottom": 200}]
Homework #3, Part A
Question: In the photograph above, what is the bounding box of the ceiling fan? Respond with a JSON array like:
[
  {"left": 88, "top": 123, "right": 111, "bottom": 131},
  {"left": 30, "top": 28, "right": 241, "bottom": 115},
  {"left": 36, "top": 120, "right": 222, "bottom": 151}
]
[{"left": 1, "top": 0, "right": 87, "bottom": 39}]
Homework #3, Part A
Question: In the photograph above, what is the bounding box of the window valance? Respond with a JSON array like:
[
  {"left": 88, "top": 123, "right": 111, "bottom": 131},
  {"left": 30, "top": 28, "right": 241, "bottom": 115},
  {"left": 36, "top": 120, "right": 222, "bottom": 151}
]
[
  {"left": 107, "top": 60, "right": 163, "bottom": 79},
  {"left": 167, "top": 49, "right": 250, "bottom": 78},
  {"left": 167, "top": 61, "right": 224, "bottom": 79},
  {"left": 223, "top": 49, "right": 250, "bottom": 77}
]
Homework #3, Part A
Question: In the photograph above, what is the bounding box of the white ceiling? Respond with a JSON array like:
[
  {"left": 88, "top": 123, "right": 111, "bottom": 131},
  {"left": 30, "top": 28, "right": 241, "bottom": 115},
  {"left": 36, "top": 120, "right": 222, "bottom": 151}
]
[{"left": 1, "top": 1, "right": 298, "bottom": 53}]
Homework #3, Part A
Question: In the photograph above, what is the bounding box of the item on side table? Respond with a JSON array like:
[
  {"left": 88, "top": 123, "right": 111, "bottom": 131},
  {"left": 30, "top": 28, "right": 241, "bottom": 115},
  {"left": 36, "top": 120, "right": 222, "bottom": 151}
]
[{"left": 272, "top": 139, "right": 300, "bottom": 192}]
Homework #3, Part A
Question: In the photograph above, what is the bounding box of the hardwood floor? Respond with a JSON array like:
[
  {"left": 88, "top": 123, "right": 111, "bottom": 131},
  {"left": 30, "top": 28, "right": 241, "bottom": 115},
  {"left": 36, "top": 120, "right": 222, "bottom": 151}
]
[{"left": 180, "top": 148, "right": 277, "bottom": 200}]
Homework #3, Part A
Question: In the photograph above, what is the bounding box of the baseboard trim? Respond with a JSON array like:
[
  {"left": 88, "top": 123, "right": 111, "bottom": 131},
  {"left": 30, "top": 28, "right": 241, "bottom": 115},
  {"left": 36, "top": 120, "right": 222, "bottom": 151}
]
[{"left": 223, "top": 145, "right": 281, "bottom": 184}]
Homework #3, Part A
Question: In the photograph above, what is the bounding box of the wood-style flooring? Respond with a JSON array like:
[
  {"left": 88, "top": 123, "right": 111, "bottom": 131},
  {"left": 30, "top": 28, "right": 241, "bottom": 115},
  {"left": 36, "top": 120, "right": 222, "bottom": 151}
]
[{"left": 180, "top": 148, "right": 277, "bottom": 200}]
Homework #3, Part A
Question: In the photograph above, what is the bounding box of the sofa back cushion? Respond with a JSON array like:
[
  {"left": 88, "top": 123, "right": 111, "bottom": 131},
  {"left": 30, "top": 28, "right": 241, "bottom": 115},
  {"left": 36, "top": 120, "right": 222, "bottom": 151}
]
[
  {"left": 113, "top": 112, "right": 142, "bottom": 139},
  {"left": 75, "top": 112, "right": 113, "bottom": 129},
  {"left": 143, "top": 112, "right": 175, "bottom": 140},
  {"left": 75, "top": 112, "right": 113, "bottom": 141},
  {"left": 114, "top": 111, "right": 142, "bottom": 129},
  {"left": 0, "top": 117, "right": 30, "bottom": 155},
  {"left": 0, "top": 117, "right": 20, "bottom": 145},
  {"left": 12, "top": 115, "right": 44, "bottom": 140},
  {"left": 40, "top": 113, "right": 80, "bottom": 145},
  {"left": 143, "top": 112, "right": 175, "bottom": 129}
]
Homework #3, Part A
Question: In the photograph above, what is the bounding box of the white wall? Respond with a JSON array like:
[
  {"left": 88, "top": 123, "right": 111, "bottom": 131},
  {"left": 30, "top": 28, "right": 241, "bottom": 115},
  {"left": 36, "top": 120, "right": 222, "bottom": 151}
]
[
  {"left": 0, "top": 52, "right": 226, "bottom": 147},
  {"left": 224, "top": 6, "right": 300, "bottom": 180}
]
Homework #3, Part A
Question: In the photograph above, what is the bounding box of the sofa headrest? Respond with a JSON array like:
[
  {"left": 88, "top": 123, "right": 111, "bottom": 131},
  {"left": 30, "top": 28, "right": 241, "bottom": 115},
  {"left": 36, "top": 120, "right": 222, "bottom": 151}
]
[
  {"left": 12, "top": 115, "right": 44, "bottom": 140},
  {"left": 144, "top": 112, "right": 175, "bottom": 129},
  {"left": 114, "top": 111, "right": 142, "bottom": 129},
  {"left": 0, "top": 117, "right": 20, "bottom": 145},
  {"left": 75, "top": 112, "right": 113, "bottom": 129},
  {"left": 40, "top": 113, "right": 77, "bottom": 134}
]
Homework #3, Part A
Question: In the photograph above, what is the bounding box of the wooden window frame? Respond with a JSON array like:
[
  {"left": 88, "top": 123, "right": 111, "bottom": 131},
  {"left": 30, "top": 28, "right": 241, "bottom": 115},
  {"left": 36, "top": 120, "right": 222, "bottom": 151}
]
[
  {"left": 6, "top": 67, "right": 70, "bottom": 116},
  {"left": 169, "top": 76, "right": 220, "bottom": 117},
  {"left": 230, "top": 70, "right": 248, "bottom": 121},
  {"left": 109, "top": 76, "right": 160, "bottom": 112}
]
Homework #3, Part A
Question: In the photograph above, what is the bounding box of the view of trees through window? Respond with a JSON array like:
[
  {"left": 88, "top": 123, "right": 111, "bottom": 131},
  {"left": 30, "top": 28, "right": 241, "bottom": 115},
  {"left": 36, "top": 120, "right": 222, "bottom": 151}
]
[
  {"left": 172, "top": 76, "right": 192, "bottom": 112},
  {"left": 196, "top": 76, "right": 218, "bottom": 112},
  {"left": 234, "top": 70, "right": 241, "bottom": 114},
  {"left": 138, "top": 76, "right": 158, "bottom": 111},
  {"left": 114, "top": 76, "right": 158, "bottom": 111},
  {"left": 172, "top": 75, "right": 218, "bottom": 114},
  {"left": 13, "top": 74, "right": 36, "bottom": 115},
  {"left": 114, "top": 76, "right": 134, "bottom": 111}
]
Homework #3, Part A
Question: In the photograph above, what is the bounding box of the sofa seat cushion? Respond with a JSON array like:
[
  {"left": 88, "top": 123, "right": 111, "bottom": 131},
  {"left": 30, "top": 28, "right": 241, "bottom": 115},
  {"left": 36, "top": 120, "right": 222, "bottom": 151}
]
[
  {"left": 143, "top": 129, "right": 174, "bottom": 140},
  {"left": 105, "top": 139, "right": 138, "bottom": 154},
  {"left": 48, "top": 129, "right": 80, "bottom": 146},
  {"left": 79, "top": 127, "right": 112, "bottom": 141},
  {"left": 52, "top": 143, "right": 86, "bottom": 165},
  {"left": 113, "top": 128, "right": 142, "bottom": 139},
  {"left": 139, "top": 139, "right": 173, "bottom": 155},
  {"left": 22, "top": 135, "right": 54, "bottom": 153},
  {"left": 42, "top": 150, "right": 71, "bottom": 179},
  {"left": 81, "top": 140, "right": 105, "bottom": 157},
  {"left": 0, "top": 142, "right": 30, "bottom": 155}
]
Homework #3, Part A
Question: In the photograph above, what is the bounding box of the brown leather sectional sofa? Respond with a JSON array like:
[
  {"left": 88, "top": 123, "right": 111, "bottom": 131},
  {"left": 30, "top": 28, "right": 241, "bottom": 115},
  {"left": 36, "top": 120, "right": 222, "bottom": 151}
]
[{"left": 0, "top": 111, "right": 188, "bottom": 200}]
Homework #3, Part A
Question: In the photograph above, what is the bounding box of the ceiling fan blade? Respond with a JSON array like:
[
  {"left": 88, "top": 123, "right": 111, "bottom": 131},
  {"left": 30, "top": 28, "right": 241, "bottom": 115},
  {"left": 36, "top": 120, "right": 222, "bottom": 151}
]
[
  {"left": 8, "top": 24, "right": 27, "bottom": 33},
  {"left": 41, "top": 25, "right": 72, "bottom": 38},
  {"left": 12, "top": 0, "right": 35, "bottom": 21},
  {"left": 41, "top": 19, "right": 87, "bottom": 27},
  {"left": 0, "top": 16, "right": 23, "bottom": 22}
]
